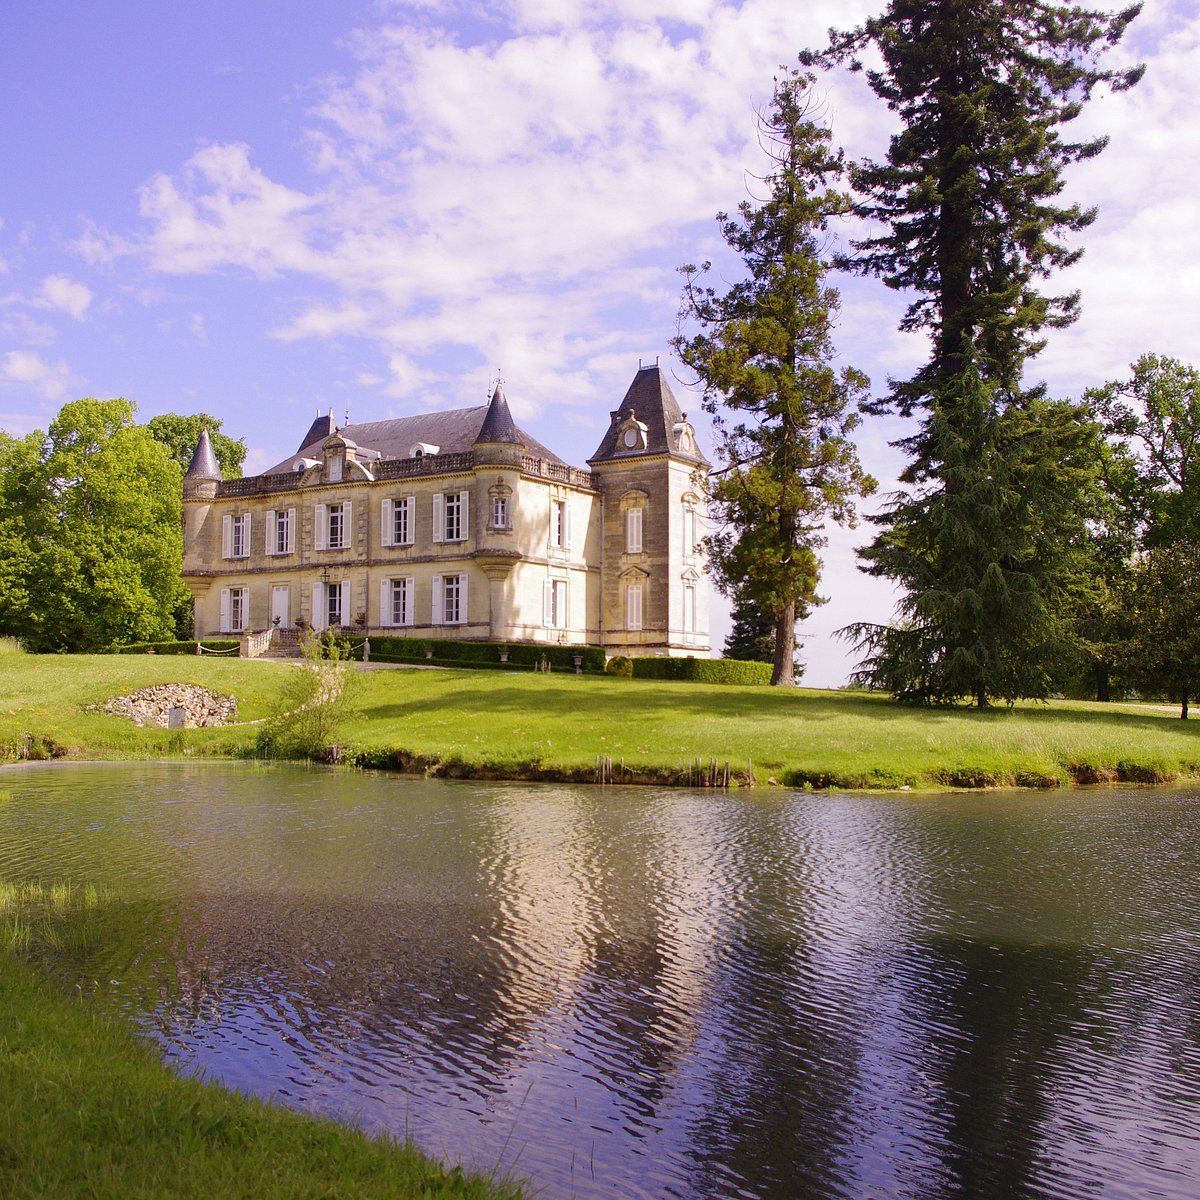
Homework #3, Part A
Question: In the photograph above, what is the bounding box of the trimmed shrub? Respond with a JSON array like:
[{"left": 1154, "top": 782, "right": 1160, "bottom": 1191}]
[
  {"left": 114, "top": 640, "right": 239, "bottom": 656},
  {"left": 364, "top": 637, "right": 604, "bottom": 673},
  {"left": 605, "top": 656, "right": 633, "bottom": 677},
  {"left": 630, "top": 656, "right": 773, "bottom": 685}
]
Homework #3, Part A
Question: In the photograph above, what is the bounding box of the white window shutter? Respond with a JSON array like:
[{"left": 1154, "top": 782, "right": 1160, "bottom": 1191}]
[
  {"left": 286, "top": 509, "right": 296, "bottom": 553},
  {"left": 432, "top": 494, "right": 444, "bottom": 543},
  {"left": 266, "top": 510, "right": 277, "bottom": 555},
  {"left": 459, "top": 490, "right": 470, "bottom": 540},
  {"left": 627, "top": 583, "right": 642, "bottom": 630},
  {"left": 402, "top": 577, "right": 413, "bottom": 624},
  {"left": 340, "top": 580, "right": 351, "bottom": 624},
  {"left": 315, "top": 504, "right": 328, "bottom": 551},
  {"left": 381, "top": 499, "right": 393, "bottom": 547},
  {"left": 404, "top": 496, "right": 415, "bottom": 544},
  {"left": 431, "top": 575, "right": 443, "bottom": 624},
  {"left": 242, "top": 513, "right": 251, "bottom": 557},
  {"left": 544, "top": 580, "right": 554, "bottom": 626},
  {"left": 219, "top": 587, "right": 231, "bottom": 633},
  {"left": 459, "top": 573, "right": 468, "bottom": 624},
  {"left": 311, "top": 582, "right": 326, "bottom": 629},
  {"left": 379, "top": 579, "right": 391, "bottom": 626},
  {"left": 627, "top": 508, "right": 642, "bottom": 554},
  {"left": 563, "top": 500, "right": 572, "bottom": 550},
  {"left": 221, "top": 514, "right": 232, "bottom": 559},
  {"left": 342, "top": 502, "right": 352, "bottom": 549}
]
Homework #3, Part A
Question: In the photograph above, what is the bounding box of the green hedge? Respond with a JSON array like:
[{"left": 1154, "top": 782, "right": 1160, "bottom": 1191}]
[
  {"left": 631, "top": 656, "right": 773, "bottom": 685},
  {"left": 364, "top": 637, "right": 606, "bottom": 673},
  {"left": 113, "top": 640, "right": 240, "bottom": 656}
]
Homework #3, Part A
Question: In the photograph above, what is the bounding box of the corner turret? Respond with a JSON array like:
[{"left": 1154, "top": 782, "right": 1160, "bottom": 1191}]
[
  {"left": 473, "top": 381, "right": 525, "bottom": 467},
  {"left": 183, "top": 426, "right": 222, "bottom": 499}
]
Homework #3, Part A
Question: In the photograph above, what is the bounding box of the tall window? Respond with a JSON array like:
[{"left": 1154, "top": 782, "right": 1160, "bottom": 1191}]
[
  {"left": 381, "top": 497, "right": 414, "bottom": 547},
  {"left": 552, "top": 499, "right": 569, "bottom": 549},
  {"left": 222, "top": 513, "right": 251, "bottom": 559},
  {"left": 492, "top": 495, "right": 509, "bottom": 530},
  {"left": 626, "top": 507, "right": 643, "bottom": 554},
  {"left": 432, "top": 573, "right": 467, "bottom": 625},
  {"left": 444, "top": 491, "right": 462, "bottom": 541},
  {"left": 270, "top": 508, "right": 294, "bottom": 555},
  {"left": 220, "top": 586, "right": 249, "bottom": 632},
  {"left": 626, "top": 582, "right": 643, "bottom": 630},
  {"left": 393, "top": 498, "right": 410, "bottom": 545},
  {"left": 433, "top": 490, "right": 470, "bottom": 543},
  {"left": 328, "top": 503, "right": 346, "bottom": 549},
  {"left": 232, "top": 588, "right": 247, "bottom": 632},
  {"left": 544, "top": 579, "right": 567, "bottom": 629},
  {"left": 389, "top": 578, "right": 412, "bottom": 626},
  {"left": 328, "top": 453, "right": 343, "bottom": 482},
  {"left": 443, "top": 573, "right": 462, "bottom": 624},
  {"left": 326, "top": 582, "right": 343, "bottom": 628},
  {"left": 682, "top": 504, "right": 696, "bottom": 559}
]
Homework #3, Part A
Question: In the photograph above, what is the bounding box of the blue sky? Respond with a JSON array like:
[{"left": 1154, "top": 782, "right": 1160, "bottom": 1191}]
[{"left": 4, "top": 1, "right": 1198, "bottom": 685}]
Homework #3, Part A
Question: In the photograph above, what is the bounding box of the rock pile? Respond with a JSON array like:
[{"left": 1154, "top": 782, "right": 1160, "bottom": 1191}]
[{"left": 105, "top": 684, "right": 237, "bottom": 728}]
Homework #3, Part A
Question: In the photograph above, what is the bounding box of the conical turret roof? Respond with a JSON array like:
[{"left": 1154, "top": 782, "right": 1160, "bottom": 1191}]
[
  {"left": 184, "top": 426, "right": 222, "bottom": 481},
  {"left": 475, "top": 382, "right": 523, "bottom": 446}
]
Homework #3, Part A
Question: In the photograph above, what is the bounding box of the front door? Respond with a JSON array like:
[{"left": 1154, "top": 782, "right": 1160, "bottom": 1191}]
[{"left": 271, "top": 585, "right": 290, "bottom": 627}]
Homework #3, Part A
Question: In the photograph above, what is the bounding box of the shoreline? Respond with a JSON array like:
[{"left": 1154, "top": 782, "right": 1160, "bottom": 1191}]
[{"left": 3, "top": 654, "right": 1200, "bottom": 796}]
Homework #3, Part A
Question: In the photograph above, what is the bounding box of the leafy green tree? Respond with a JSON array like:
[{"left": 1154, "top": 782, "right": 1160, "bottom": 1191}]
[
  {"left": 674, "top": 71, "right": 875, "bottom": 686},
  {"left": 1087, "top": 354, "right": 1200, "bottom": 546},
  {"left": 1124, "top": 542, "right": 1200, "bottom": 718},
  {"left": 807, "top": 0, "right": 1141, "bottom": 705},
  {"left": 0, "top": 398, "right": 188, "bottom": 652},
  {"left": 145, "top": 412, "right": 246, "bottom": 479}
]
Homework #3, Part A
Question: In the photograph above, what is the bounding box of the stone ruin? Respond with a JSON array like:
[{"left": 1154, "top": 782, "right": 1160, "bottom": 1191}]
[{"left": 104, "top": 683, "right": 237, "bottom": 729}]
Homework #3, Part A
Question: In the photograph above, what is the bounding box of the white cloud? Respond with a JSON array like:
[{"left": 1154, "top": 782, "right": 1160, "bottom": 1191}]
[
  {"left": 36, "top": 274, "right": 93, "bottom": 320},
  {"left": 0, "top": 350, "right": 77, "bottom": 401},
  {"left": 105, "top": 0, "right": 880, "bottom": 419}
]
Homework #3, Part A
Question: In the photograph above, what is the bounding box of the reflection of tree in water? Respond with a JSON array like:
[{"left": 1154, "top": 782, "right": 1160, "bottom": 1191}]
[
  {"left": 904, "top": 936, "right": 1097, "bottom": 1200},
  {"left": 677, "top": 924, "right": 863, "bottom": 1200}
]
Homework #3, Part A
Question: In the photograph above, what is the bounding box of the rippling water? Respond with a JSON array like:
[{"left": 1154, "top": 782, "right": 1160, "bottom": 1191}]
[{"left": 3, "top": 762, "right": 1200, "bottom": 1199}]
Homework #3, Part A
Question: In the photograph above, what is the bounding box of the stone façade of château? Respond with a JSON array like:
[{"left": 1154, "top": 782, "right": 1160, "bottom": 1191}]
[{"left": 182, "top": 364, "right": 710, "bottom": 658}]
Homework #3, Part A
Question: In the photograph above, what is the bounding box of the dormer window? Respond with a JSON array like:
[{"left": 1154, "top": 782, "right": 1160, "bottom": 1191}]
[
  {"left": 616, "top": 414, "right": 649, "bottom": 453},
  {"left": 410, "top": 442, "right": 440, "bottom": 459},
  {"left": 328, "top": 452, "right": 343, "bottom": 482}
]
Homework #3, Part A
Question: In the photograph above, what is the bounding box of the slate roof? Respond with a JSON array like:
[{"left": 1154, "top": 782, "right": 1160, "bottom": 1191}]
[
  {"left": 588, "top": 365, "right": 708, "bottom": 464},
  {"left": 184, "top": 426, "right": 222, "bottom": 480},
  {"left": 475, "top": 382, "right": 522, "bottom": 445},
  {"left": 259, "top": 401, "right": 564, "bottom": 476}
]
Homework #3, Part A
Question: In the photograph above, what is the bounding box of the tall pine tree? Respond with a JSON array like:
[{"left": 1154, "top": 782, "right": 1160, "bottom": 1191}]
[
  {"left": 807, "top": 0, "right": 1140, "bottom": 705},
  {"left": 674, "top": 72, "right": 874, "bottom": 686}
]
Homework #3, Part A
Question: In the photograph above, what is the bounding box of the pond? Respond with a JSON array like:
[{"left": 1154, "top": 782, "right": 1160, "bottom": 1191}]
[{"left": 2, "top": 762, "right": 1199, "bottom": 1199}]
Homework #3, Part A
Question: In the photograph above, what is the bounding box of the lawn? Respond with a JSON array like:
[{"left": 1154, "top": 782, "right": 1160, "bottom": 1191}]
[{"left": 3, "top": 652, "right": 1200, "bottom": 790}]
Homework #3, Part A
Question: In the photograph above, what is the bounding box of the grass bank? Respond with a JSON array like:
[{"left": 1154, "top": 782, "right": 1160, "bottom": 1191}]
[
  {"left": 0, "top": 900, "right": 518, "bottom": 1200},
  {"left": 2, "top": 654, "right": 1200, "bottom": 790}
]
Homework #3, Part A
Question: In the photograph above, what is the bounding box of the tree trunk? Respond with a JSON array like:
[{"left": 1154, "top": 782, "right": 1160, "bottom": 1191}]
[
  {"left": 1095, "top": 665, "right": 1110, "bottom": 703},
  {"left": 1181, "top": 686, "right": 1189, "bottom": 720},
  {"left": 771, "top": 601, "right": 796, "bottom": 687}
]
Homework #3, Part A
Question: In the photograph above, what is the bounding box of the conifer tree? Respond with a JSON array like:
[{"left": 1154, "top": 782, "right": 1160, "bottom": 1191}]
[
  {"left": 807, "top": 0, "right": 1141, "bottom": 705},
  {"left": 674, "top": 71, "right": 874, "bottom": 686},
  {"left": 724, "top": 583, "right": 807, "bottom": 678}
]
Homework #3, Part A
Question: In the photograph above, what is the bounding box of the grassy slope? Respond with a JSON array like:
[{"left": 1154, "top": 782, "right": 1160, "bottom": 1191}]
[{"left": 2, "top": 654, "right": 1200, "bottom": 789}]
